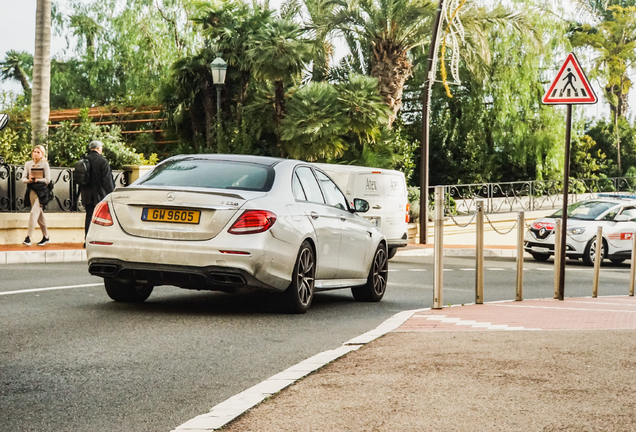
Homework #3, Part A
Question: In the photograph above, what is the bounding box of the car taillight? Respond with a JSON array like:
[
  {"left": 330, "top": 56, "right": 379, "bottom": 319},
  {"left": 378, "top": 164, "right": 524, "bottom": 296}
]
[
  {"left": 228, "top": 210, "right": 277, "bottom": 235},
  {"left": 406, "top": 203, "right": 410, "bottom": 223},
  {"left": 92, "top": 201, "right": 113, "bottom": 226}
]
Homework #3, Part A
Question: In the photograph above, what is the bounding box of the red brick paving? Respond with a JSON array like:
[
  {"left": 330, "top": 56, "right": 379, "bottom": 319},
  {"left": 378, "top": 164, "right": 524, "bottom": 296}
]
[{"left": 395, "top": 296, "right": 636, "bottom": 332}]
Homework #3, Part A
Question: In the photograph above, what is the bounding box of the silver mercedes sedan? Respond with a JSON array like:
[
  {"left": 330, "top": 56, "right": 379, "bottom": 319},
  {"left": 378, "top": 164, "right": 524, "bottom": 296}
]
[{"left": 86, "top": 154, "right": 388, "bottom": 313}]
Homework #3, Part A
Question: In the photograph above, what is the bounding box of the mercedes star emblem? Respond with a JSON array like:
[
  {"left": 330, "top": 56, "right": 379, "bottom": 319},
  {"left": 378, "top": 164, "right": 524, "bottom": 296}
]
[{"left": 166, "top": 192, "right": 175, "bottom": 202}]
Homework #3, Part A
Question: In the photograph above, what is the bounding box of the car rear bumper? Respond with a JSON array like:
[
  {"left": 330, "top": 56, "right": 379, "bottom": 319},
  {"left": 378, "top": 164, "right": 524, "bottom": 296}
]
[
  {"left": 387, "top": 232, "right": 409, "bottom": 249},
  {"left": 88, "top": 258, "right": 279, "bottom": 292},
  {"left": 86, "top": 227, "right": 298, "bottom": 292}
]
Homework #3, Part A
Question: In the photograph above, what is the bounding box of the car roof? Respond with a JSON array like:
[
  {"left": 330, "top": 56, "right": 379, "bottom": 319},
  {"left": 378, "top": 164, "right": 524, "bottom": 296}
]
[
  {"left": 592, "top": 194, "right": 636, "bottom": 204},
  {"left": 165, "top": 154, "right": 287, "bottom": 167}
]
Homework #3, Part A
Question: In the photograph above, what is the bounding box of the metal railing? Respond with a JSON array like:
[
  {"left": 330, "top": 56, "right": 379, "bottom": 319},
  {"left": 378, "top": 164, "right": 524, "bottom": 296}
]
[
  {"left": 429, "top": 177, "right": 636, "bottom": 215},
  {"left": 0, "top": 157, "right": 126, "bottom": 212}
]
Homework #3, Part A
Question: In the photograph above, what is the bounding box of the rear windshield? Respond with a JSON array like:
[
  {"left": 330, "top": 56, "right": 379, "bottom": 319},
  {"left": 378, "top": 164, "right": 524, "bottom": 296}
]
[{"left": 137, "top": 159, "right": 275, "bottom": 192}]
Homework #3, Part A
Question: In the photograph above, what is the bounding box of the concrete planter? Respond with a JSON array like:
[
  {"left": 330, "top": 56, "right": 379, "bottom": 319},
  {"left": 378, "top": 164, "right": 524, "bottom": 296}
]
[{"left": 123, "top": 165, "right": 155, "bottom": 185}]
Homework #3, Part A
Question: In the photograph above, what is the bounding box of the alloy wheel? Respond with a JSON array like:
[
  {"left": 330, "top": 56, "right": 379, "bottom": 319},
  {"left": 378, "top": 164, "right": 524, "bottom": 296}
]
[
  {"left": 371, "top": 247, "right": 388, "bottom": 296},
  {"left": 296, "top": 247, "right": 315, "bottom": 306}
]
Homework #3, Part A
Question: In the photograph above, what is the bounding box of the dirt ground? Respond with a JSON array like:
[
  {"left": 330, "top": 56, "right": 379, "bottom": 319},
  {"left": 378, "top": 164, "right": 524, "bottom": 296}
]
[{"left": 221, "top": 330, "right": 636, "bottom": 432}]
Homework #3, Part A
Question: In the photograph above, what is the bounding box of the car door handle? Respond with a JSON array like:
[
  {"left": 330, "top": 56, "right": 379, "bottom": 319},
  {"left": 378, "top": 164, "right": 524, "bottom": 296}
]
[
  {"left": 310, "top": 211, "right": 319, "bottom": 220},
  {"left": 372, "top": 205, "right": 382, "bottom": 209},
  {"left": 339, "top": 215, "right": 347, "bottom": 221}
]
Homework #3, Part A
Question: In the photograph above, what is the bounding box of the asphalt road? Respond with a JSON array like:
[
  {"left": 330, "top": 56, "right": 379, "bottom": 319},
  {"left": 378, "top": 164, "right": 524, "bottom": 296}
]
[{"left": 1, "top": 256, "right": 633, "bottom": 431}]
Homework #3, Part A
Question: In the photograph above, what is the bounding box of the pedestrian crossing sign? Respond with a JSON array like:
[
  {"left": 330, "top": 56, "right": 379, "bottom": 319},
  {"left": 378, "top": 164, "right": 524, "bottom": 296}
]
[{"left": 542, "top": 53, "right": 597, "bottom": 105}]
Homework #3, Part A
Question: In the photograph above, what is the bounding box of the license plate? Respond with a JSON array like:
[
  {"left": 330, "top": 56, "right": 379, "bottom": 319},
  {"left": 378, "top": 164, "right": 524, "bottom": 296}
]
[
  {"left": 142, "top": 208, "right": 201, "bottom": 224},
  {"left": 532, "top": 246, "right": 550, "bottom": 254}
]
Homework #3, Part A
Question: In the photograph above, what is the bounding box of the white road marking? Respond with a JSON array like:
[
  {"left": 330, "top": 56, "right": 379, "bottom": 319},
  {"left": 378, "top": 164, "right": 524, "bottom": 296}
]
[
  {"left": 407, "top": 269, "right": 427, "bottom": 272},
  {"left": 492, "top": 304, "right": 636, "bottom": 313},
  {"left": 486, "top": 268, "right": 505, "bottom": 271},
  {"left": 0, "top": 283, "right": 103, "bottom": 296}
]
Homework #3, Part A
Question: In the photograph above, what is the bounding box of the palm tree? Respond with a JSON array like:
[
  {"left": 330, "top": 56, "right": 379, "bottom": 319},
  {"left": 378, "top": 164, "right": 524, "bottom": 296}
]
[
  {"left": 330, "top": 0, "right": 437, "bottom": 127},
  {"left": 280, "top": 74, "right": 391, "bottom": 161},
  {"left": 330, "top": 0, "right": 535, "bottom": 128},
  {"left": 246, "top": 19, "right": 312, "bottom": 156},
  {"left": 570, "top": 2, "right": 636, "bottom": 119},
  {"left": 570, "top": 2, "right": 636, "bottom": 172},
  {"left": 0, "top": 50, "right": 33, "bottom": 95},
  {"left": 192, "top": 0, "right": 273, "bottom": 126},
  {"left": 32, "top": 0, "right": 52, "bottom": 146}
]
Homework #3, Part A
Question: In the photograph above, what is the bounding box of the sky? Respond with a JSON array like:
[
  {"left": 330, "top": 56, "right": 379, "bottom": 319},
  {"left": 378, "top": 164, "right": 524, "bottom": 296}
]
[{"left": 0, "top": 0, "right": 616, "bottom": 119}]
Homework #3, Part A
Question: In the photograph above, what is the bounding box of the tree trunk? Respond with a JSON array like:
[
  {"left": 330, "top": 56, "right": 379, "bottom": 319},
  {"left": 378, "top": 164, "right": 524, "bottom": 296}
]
[
  {"left": 31, "top": 0, "right": 52, "bottom": 147},
  {"left": 370, "top": 41, "right": 412, "bottom": 129},
  {"left": 236, "top": 71, "right": 250, "bottom": 127},
  {"left": 16, "top": 68, "right": 31, "bottom": 94},
  {"left": 201, "top": 78, "right": 215, "bottom": 151},
  {"left": 274, "top": 79, "right": 286, "bottom": 157}
]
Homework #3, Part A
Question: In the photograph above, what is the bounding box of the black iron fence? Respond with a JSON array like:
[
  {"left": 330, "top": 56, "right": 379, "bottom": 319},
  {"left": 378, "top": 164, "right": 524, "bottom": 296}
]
[
  {"left": 430, "top": 177, "right": 636, "bottom": 215},
  {"left": 0, "top": 157, "right": 126, "bottom": 212}
]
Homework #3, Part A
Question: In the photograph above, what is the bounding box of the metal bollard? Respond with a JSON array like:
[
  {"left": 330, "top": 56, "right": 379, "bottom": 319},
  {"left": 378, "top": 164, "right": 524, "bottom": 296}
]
[
  {"left": 475, "top": 200, "right": 484, "bottom": 304},
  {"left": 592, "top": 226, "right": 602, "bottom": 298},
  {"left": 630, "top": 232, "right": 636, "bottom": 297},
  {"left": 516, "top": 211, "right": 524, "bottom": 301},
  {"left": 433, "top": 186, "right": 444, "bottom": 309},
  {"left": 553, "top": 219, "right": 562, "bottom": 299}
]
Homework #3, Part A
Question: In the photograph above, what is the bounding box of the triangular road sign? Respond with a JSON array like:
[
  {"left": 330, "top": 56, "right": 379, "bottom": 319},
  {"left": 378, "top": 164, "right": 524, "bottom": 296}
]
[{"left": 542, "top": 53, "right": 597, "bottom": 105}]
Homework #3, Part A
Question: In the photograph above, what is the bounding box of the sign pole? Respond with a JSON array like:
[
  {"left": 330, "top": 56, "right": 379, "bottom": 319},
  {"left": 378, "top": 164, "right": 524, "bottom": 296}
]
[
  {"left": 558, "top": 104, "right": 572, "bottom": 301},
  {"left": 542, "top": 52, "right": 597, "bottom": 300}
]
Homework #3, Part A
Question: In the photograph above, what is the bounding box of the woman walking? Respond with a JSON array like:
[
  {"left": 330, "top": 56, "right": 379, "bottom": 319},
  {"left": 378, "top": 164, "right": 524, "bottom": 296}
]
[{"left": 21, "top": 145, "right": 51, "bottom": 246}]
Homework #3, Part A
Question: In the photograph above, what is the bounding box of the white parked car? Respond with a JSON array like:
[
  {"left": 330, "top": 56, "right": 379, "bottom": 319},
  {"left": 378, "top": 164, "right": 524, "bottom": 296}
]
[
  {"left": 312, "top": 163, "right": 409, "bottom": 259},
  {"left": 86, "top": 155, "right": 388, "bottom": 313},
  {"left": 524, "top": 194, "right": 636, "bottom": 265}
]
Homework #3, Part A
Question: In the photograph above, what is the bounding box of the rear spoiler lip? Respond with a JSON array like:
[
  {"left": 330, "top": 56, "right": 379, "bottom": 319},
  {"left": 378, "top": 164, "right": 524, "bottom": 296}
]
[{"left": 116, "top": 185, "right": 246, "bottom": 201}]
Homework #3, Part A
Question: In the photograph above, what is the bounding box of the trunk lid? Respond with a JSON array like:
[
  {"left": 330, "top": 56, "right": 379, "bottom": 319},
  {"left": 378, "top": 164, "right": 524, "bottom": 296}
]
[{"left": 110, "top": 186, "right": 264, "bottom": 241}]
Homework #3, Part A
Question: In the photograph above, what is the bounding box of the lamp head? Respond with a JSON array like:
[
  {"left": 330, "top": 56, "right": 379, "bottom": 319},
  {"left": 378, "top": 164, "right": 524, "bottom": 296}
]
[{"left": 210, "top": 56, "right": 227, "bottom": 85}]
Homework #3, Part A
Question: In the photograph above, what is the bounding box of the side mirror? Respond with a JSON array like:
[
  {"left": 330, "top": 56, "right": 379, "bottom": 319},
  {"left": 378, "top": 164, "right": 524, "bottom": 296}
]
[
  {"left": 615, "top": 214, "right": 630, "bottom": 222},
  {"left": 0, "top": 114, "right": 9, "bottom": 132},
  {"left": 353, "top": 198, "right": 369, "bottom": 213}
]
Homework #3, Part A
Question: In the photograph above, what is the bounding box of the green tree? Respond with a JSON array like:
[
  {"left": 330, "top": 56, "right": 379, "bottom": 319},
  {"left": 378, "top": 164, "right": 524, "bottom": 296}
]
[
  {"left": 569, "top": 4, "right": 636, "bottom": 172},
  {"left": 569, "top": 134, "right": 607, "bottom": 179},
  {"left": 280, "top": 74, "right": 392, "bottom": 162},
  {"left": 247, "top": 19, "right": 312, "bottom": 156},
  {"left": 0, "top": 51, "right": 33, "bottom": 96},
  {"left": 50, "top": 0, "right": 198, "bottom": 108},
  {"left": 47, "top": 108, "right": 143, "bottom": 170}
]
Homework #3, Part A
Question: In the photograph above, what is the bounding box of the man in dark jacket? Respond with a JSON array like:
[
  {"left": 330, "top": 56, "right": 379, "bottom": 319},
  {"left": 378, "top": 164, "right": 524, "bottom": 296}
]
[{"left": 80, "top": 140, "right": 115, "bottom": 243}]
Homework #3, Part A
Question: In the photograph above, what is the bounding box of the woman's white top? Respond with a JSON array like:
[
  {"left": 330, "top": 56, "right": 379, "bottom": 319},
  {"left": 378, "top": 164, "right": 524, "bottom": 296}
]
[{"left": 21, "top": 160, "right": 51, "bottom": 184}]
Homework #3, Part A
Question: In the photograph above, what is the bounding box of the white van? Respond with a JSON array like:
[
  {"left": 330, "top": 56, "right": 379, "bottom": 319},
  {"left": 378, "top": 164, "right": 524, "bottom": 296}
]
[{"left": 313, "top": 163, "right": 410, "bottom": 258}]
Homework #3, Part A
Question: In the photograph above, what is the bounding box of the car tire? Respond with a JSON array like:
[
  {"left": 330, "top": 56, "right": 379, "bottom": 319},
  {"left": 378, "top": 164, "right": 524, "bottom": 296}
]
[
  {"left": 583, "top": 238, "right": 606, "bottom": 266},
  {"left": 387, "top": 247, "right": 398, "bottom": 260},
  {"left": 531, "top": 252, "right": 550, "bottom": 262},
  {"left": 352, "top": 244, "right": 388, "bottom": 302},
  {"left": 104, "top": 278, "right": 154, "bottom": 303},
  {"left": 281, "top": 241, "right": 315, "bottom": 314}
]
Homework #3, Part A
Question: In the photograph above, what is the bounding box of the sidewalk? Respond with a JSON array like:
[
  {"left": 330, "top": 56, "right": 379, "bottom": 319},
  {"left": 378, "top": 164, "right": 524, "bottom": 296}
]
[
  {"left": 176, "top": 296, "right": 636, "bottom": 431},
  {"left": 0, "top": 242, "right": 86, "bottom": 264}
]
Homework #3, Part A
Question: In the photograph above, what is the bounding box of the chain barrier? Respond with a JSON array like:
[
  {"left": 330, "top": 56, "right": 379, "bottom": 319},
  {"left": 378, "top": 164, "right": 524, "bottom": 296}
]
[
  {"left": 484, "top": 212, "right": 519, "bottom": 235},
  {"left": 446, "top": 211, "right": 478, "bottom": 228}
]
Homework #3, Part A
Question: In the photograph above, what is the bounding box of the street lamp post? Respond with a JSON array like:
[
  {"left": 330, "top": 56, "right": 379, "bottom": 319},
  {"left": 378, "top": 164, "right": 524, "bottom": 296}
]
[{"left": 210, "top": 55, "right": 227, "bottom": 149}]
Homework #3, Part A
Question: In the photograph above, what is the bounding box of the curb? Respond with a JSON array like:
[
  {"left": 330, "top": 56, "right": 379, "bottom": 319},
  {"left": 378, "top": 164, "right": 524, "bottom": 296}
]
[
  {"left": 0, "top": 249, "right": 87, "bottom": 265},
  {"left": 171, "top": 307, "right": 428, "bottom": 432},
  {"left": 0, "top": 247, "right": 528, "bottom": 265},
  {"left": 396, "top": 248, "right": 524, "bottom": 258}
]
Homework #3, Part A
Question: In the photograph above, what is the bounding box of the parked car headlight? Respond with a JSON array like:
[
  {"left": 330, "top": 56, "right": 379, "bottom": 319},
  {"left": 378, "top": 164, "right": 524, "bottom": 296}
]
[{"left": 567, "top": 227, "right": 586, "bottom": 235}]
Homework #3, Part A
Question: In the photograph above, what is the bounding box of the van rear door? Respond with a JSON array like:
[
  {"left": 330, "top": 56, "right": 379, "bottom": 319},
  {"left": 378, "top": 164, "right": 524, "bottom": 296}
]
[{"left": 353, "top": 172, "right": 407, "bottom": 242}]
